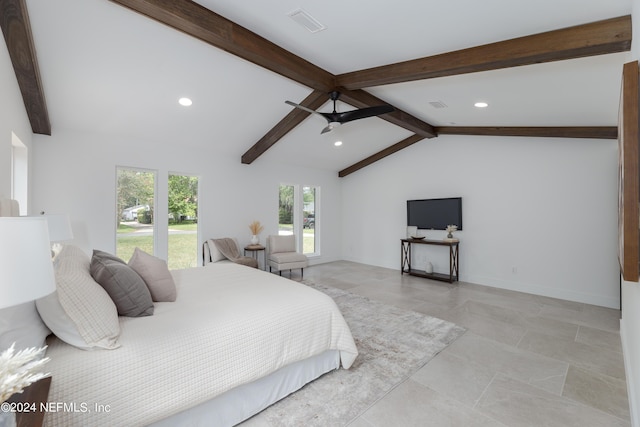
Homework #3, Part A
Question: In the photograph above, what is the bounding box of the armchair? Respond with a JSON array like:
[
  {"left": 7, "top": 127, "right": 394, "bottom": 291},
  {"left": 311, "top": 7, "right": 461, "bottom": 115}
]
[
  {"left": 266, "top": 235, "right": 308, "bottom": 277},
  {"left": 203, "top": 238, "right": 240, "bottom": 265}
]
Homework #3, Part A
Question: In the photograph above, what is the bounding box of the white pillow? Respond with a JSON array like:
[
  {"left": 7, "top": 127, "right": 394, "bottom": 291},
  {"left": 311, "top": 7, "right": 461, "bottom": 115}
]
[
  {"left": 36, "top": 245, "right": 120, "bottom": 350},
  {"left": 128, "top": 247, "right": 177, "bottom": 302},
  {"left": 36, "top": 291, "right": 90, "bottom": 349}
]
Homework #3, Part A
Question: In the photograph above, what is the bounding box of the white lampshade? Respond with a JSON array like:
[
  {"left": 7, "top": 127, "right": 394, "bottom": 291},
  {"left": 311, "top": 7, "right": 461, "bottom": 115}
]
[
  {"left": 42, "top": 214, "right": 73, "bottom": 242},
  {"left": 0, "top": 217, "right": 56, "bottom": 309}
]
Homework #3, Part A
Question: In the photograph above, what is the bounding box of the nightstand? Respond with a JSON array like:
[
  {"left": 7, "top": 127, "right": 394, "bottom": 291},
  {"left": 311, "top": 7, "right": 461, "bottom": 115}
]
[
  {"left": 7, "top": 376, "right": 51, "bottom": 427},
  {"left": 244, "top": 244, "right": 266, "bottom": 270}
]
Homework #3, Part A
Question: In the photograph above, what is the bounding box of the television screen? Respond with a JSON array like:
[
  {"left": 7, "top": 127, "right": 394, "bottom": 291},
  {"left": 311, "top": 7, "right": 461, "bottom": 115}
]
[{"left": 407, "top": 197, "right": 462, "bottom": 230}]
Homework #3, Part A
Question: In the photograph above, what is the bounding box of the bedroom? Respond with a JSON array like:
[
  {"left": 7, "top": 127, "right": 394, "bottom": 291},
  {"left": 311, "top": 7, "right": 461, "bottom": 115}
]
[{"left": 0, "top": 0, "right": 639, "bottom": 425}]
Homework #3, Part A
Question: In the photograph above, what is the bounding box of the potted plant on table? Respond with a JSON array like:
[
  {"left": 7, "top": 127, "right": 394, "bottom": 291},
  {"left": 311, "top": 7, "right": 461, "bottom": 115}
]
[{"left": 249, "top": 220, "right": 264, "bottom": 245}]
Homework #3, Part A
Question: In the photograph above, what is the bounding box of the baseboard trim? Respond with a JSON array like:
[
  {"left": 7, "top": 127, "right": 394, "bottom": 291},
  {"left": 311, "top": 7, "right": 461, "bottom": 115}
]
[
  {"left": 621, "top": 318, "right": 639, "bottom": 427},
  {"left": 465, "top": 274, "right": 620, "bottom": 309}
]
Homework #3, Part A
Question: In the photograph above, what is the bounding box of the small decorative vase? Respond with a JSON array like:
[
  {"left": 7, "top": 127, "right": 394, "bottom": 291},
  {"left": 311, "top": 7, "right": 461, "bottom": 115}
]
[
  {"left": 250, "top": 235, "right": 259, "bottom": 245},
  {"left": 425, "top": 262, "right": 433, "bottom": 274},
  {"left": 447, "top": 232, "right": 453, "bottom": 239}
]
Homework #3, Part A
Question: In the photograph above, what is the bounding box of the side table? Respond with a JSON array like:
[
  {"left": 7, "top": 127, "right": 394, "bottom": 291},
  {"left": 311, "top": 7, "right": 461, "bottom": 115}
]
[
  {"left": 7, "top": 376, "right": 51, "bottom": 427},
  {"left": 401, "top": 238, "right": 459, "bottom": 283},
  {"left": 244, "top": 244, "right": 266, "bottom": 270}
]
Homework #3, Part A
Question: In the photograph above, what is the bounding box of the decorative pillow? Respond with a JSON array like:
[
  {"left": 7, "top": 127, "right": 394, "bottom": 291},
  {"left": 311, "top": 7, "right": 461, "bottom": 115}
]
[
  {"left": 36, "top": 245, "right": 120, "bottom": 350},
  {"left": 90, "top": 250, "right": 154, "bottom": 317},
  {"left": 0, "top": 301, "right": 51, "bottom": 351},
  {"left": 128, "top": 248, "right": 177, "bottom": 302}
]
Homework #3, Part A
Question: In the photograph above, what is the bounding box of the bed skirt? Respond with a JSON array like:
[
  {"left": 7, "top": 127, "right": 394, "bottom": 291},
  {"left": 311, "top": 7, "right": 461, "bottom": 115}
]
[{"left": 150, "top": 350, "right": 340, "bottom": 426}]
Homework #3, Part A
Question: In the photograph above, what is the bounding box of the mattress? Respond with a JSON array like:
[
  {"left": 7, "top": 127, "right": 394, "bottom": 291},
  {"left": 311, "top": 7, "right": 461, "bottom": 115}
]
[{"left": 43, "top": 263, "right": 358, "bottom": 426}]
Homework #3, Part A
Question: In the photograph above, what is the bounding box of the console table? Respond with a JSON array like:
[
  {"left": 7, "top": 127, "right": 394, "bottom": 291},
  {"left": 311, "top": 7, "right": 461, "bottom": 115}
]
[{"left": 401, "top": 238, "right": 459, "bottom": 283}]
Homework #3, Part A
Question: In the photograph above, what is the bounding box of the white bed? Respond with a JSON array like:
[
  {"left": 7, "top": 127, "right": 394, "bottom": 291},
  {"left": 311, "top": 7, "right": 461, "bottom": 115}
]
[{"left": 25, "top": 248, "right": 357, "bottom": 426}]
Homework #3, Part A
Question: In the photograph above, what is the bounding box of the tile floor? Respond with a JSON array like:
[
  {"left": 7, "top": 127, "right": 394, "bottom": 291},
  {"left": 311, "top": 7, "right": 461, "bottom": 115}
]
[{"left": 298, "top": 261, "right": 631, "bottom": 427}]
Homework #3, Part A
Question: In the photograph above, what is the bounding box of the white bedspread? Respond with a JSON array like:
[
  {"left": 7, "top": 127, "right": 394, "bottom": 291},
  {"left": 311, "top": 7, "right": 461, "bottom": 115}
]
[{"left": 43, "top": 263, "right": 358, "bottom": 427}]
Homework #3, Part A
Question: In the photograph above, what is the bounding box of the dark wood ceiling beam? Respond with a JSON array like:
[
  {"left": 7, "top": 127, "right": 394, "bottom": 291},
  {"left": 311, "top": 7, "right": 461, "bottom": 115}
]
[
  {"left": 337, "top": 15, "right": 632, "bottom": 90},
  {"left": 436, "top": 126, "right": 618, "bottom": 139},
  {"left": 241, "top": 90, "right": 328, "bottom": 164},
  {"left": 0, "top": 0, "right": 50, "bottom": 135},
  {"left": 338, "top": 89, "right": 437, "bottom": 138},
  {"left": 339, "top": 134, "right": 426, "bottom": 177},
  {"left": 109, "top": 0, "right": 335, "bottom": 91}
]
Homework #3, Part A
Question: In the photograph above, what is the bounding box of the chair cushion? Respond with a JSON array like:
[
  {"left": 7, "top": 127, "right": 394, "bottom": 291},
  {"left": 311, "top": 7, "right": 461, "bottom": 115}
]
[
  {"left": 268, "top": 235, "right": 295, "bottom": 254},
  {"left": 269, "top": 252, "right": 308, "bottom": 264}
]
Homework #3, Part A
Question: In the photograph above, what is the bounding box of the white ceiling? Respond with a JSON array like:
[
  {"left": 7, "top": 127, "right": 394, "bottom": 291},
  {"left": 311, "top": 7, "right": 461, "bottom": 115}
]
[{"left": 24, "top": 0, "right": 633, "bottom": 173}]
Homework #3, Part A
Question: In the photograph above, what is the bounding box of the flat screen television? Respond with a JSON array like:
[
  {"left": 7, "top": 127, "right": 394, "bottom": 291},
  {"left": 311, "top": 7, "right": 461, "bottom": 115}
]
[{"left": 407, "top": 197, "right": 462, "bottom": 230}]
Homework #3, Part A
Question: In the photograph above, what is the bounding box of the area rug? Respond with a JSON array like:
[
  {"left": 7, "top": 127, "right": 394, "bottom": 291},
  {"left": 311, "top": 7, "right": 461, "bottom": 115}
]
[{"left": 257, "top": 280, "right": 466, "bottom": 426}]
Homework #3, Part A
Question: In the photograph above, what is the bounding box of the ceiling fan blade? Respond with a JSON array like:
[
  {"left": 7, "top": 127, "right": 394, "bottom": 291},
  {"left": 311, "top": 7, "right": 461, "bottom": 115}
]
[
  {"left": 336, "top": 105, "right": 395, "bottom": 124},
  {"left": 285, "top": 100, "right": 328, "bottom": 120}
]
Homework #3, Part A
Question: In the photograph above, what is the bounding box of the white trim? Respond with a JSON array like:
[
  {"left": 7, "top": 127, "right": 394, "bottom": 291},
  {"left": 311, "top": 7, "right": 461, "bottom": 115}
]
[
  {"left": 465, "top": 274, "right": 620, "bottom": 309},
  {"left": 621, "top": 318, "right": 639, "bottom": 427}
]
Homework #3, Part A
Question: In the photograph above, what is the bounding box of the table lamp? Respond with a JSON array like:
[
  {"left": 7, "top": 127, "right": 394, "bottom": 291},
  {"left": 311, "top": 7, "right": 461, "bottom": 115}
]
[
  {"left": 38, "top": 214, "right": 73, "bottom": 258},
  {"left": 0, "top": 217, "right": 56, "bottom": 309}
]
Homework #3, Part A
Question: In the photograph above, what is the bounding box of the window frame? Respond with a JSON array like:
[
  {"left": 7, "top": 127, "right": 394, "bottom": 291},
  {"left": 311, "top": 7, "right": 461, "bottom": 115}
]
[{"left": 278, "top": 183, "right": 320, "bottom": 257}]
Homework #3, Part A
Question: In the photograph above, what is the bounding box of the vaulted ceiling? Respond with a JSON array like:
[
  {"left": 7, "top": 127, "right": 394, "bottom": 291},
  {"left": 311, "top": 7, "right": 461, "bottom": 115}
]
[{"left": 1, "top": 0, "right": 633, "bottom": 176}]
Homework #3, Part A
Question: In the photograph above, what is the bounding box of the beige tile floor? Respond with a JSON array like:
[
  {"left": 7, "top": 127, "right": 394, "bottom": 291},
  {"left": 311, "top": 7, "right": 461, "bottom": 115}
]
[{"left": 299, "top": 261, "right": 631, "bottom": 427}]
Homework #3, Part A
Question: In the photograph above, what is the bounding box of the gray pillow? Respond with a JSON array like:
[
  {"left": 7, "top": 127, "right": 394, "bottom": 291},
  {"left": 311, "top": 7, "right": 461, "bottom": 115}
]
[{"left": 90, "top": 250, "right": 154, "bottom": 317}]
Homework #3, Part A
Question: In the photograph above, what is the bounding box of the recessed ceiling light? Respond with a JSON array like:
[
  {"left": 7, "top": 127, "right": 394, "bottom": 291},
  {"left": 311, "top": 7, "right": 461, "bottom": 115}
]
[
  {"left": 334, "top": 141, "right": 343, "bottom": 147},
  {"left": 474, "top": 102, "right": 488, "bottom": 108},
  {"left": 178, "top": 97, "right": 192, "bottom": 107}
]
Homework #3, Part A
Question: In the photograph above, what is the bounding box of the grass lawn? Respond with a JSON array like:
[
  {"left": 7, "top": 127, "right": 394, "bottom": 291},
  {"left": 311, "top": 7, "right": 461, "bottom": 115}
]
[
  {"left": 117, "top": 221, "right": 198, "bottom": 270},
  {"left": 303, "top": 229, "right": 315, "bottom": 254}
]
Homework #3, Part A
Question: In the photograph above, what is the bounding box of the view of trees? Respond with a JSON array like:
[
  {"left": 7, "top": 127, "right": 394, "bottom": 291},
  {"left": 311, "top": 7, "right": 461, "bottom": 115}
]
[
  {"left": 117, "top": 170, "right": 198, "bottom": 225},
  {"left": 279, "top": 185, "right": 294, "bottom": 224},
  {"left": 168, "top": 175, "right": 198, "bottom": 223},
  {"left": 117, "top": 169, "right": 154, "bottom": 225}
]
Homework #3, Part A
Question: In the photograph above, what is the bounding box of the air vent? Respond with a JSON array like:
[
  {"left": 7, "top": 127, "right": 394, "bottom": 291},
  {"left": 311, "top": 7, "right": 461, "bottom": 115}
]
[
  {"left": 288, "top": 9, "right": 326, "bottom": 33},
  {"left": 428, "top": 101, "right": 448, "bottom": 109}
]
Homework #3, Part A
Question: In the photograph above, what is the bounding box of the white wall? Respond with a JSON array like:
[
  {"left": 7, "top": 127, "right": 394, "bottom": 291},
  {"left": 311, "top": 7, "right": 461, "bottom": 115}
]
[
  {"left": 620, "top": 4, "right": 640, "bottom": 426},
  {"left": 341, "top": 134, "right": 620, "bottom": 308},
  {"left": 30, "top": 129, "right": 343, "bottom": 265},
  {"left": 0, "top": 30, "right": 34, "bottom": 202}
]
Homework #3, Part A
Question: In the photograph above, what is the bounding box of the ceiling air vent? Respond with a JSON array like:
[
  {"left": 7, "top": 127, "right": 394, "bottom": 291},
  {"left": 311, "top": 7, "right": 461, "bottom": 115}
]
[
  {"left": 288, "top": 9, "right": 326, "bottom": 33},
  {"left": 428, "top": 101, "right": 448, "bottom": 109}
]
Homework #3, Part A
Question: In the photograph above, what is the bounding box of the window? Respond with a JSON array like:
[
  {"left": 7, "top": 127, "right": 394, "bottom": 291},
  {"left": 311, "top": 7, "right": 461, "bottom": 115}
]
[
  {"left": 278, "top": 184, "right": 294, "bottom": 236},
  {"left": 278, "top": 184, "right": 319, "bottom": 256},
  {"left": 116, "top": 167, "right": 156, "bottom": 260},
  {"left": 302, "top": 186, "right": 316, "bottom": 254},
  {"left": 167, "top": 173, "right": 199, "bottom": 269}
]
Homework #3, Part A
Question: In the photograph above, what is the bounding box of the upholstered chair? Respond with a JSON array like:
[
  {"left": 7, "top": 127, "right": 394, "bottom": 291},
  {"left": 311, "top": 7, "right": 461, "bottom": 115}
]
[
  {"left": 202, "top": 238, "right": 241, "bottom": 265},
  {"left": 266, "top": 235, "right": 308, "bottom": 277}
]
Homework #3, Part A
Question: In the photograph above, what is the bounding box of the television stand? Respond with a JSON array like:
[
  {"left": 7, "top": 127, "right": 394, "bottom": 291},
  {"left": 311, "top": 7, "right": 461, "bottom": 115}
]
[{"left": 400, "top": 238, "right": 459, "bottom": 283}]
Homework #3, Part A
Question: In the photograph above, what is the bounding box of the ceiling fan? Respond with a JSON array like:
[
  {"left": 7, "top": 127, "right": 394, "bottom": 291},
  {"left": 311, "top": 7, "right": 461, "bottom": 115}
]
[{"left": 285, "top": 91, "right": 394, "bottom": 134}]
